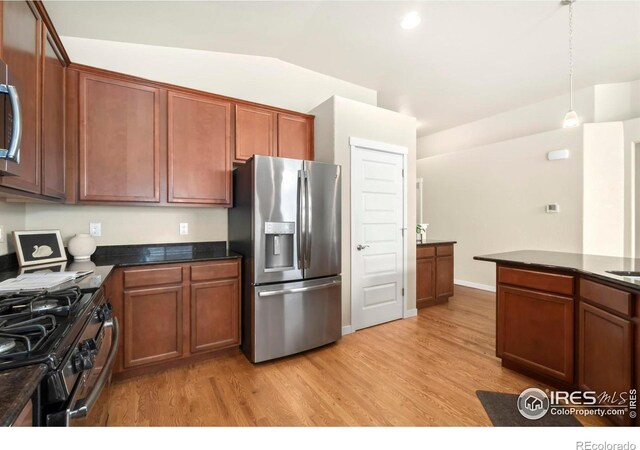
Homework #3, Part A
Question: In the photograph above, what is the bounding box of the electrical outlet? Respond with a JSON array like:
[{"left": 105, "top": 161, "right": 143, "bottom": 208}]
[
  {"left": 89, "top": 223, "right": 102, "bottom": 237},
  {"left": 0, "top": 225, "right": 4, "bottom": 243},
  {"left": 180, "top": 223, "right": 189, "bottom": 235}
]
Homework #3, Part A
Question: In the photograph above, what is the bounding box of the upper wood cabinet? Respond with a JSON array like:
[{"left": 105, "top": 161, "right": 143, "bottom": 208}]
[
  {"left": 0, "top": 1, "right": 41, "bottom": 194},
  {"left": 78, "top": 73, "right": 160, "bottom": 202},
  {"left": 277, "top": 113, "right": 313, "bottom": 160},
  {"left": 41, "top": 34, "right": 66, "bottom": 199},
  {"left": 168, "top": 91, "right": 231, "bottom": 205},
  {"left": 234, "top": 104, "right": 276, "bottom": 162}
]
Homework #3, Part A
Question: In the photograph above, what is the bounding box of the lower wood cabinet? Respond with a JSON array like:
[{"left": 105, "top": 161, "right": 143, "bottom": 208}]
[
  {"left": 124, "top": 285, "right": 184, "bottom": 368},
  {"left": 416, "top": 243, "right": 455, "bottom": 308},
  {"left": 497, "top": 285, "right": 574, "bottom": 383},
  {"left": 191, "top": 279, "right": 239, "bottom": 353},
  {"left": 579, "top": 300, "right": 634, "bottom": 426},
  {"left": 109, "top": 258, "right": 241, "bottom": 378}
]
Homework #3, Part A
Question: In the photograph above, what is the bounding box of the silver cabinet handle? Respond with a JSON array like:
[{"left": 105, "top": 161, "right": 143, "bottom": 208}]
[
  {"left": 68, "top": 318, "right": 119, "bottom": 420},
  {"left": 0, "top": 84, "right": 22, "bottom": 162},
  {"left": 356, "top": 244, "right": 370, "bottom": 251},
  {"left": 258, "top": 280, "right": 341, "bottom": 297}
]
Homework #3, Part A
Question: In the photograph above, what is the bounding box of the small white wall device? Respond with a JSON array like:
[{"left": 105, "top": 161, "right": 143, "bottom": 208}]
[{"left": 547, "top": 149, "right": 570, "bottom": 161}]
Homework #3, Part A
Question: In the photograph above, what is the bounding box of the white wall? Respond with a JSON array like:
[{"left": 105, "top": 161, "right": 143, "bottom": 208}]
[
  {"left": 311, "top": 96, "right": 417, "bottom": 328},
  {"left": 61, "top": 36, "right": 377, "bottom": 114},
  {"left": 24, "top": 204, "right": 227, "bottom": 248},
  {"left": 17, "top": 36, "right": 379, "bottom": 253},
  {"left": 0, "top": 201, "right": 25, "bottom": 255},
  {"left": 583, "top": 122, "right": 625, "bottom": 257},
  {"left": 418, "top": 128, "right": 583, "bottom": 288}
]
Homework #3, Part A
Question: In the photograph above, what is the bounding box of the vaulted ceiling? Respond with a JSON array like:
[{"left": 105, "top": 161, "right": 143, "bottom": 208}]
[{"left": 45, "top": 1, "right": 640, "bottom": 136}]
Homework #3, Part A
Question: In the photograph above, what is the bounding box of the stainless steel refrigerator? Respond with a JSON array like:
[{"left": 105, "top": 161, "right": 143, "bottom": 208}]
[{"left": 229, "top": 155, "right": 341, "bottom": 363}]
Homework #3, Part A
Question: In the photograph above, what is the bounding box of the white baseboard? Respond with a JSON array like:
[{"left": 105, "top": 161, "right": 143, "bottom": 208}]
[
  {"left": 454, "top": 279, "right": 496, "bottom": 293},
  {"left": 403, "top": 308, "right": 417, "bottom": 318},
  {"left": 342, "top": 325, "right": 353, "bottom": 335}
]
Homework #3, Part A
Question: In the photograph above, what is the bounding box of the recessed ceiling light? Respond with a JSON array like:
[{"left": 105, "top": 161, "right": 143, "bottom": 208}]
[{"left": 401, "top": 11, "right": 421, "bottom": 30}]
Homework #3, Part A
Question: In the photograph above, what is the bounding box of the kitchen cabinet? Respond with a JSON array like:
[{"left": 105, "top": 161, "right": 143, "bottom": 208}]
[
  {"left": 123, "top": 285, "right": 184, "bottom": 368},
  {"left": 416, "top": 243, "right": 455, "bottom": 308},
  {"left": 579, "top": 287, "right": 635, "bottom": 426},
  {"left": 0, "top": 1, "right": 41, "bottom": 194},
  {"left": 110, "top": 259, "right": 241, "bottom": 378},
  {"left": 168, "top": 91, "right": 231, "bottom": 205},
  {"left": 190, "top": 279, "right": 240, "bottom": 353},
  {"left": 78, "top": 72, "right": 160, "bottom": 202},
  {"left": 497, "top": 284, "right": 574, "bottom": 383},
  {"left": 277, "top": 113, "right": 313, "bottom": 160},
  {"left": 41, "top": 33, "right": 66, "bottom": 199},
  {"left": 234, "top": 104, "right": 276, "bottom": 162}
]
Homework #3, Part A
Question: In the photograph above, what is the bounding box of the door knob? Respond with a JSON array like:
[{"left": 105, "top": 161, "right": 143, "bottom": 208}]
[{"left": 356, "top": 244, "right": 370, "bottom": 251}]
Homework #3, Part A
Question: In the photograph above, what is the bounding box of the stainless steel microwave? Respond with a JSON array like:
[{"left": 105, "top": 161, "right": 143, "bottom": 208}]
[{"left": 0, "top": 59, "right": 22, "bottom": 176}]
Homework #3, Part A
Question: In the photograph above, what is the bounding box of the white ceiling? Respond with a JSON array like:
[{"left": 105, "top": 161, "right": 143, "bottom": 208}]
[{"left": 45, "top": 1, "right": 640, "bottom": 136}]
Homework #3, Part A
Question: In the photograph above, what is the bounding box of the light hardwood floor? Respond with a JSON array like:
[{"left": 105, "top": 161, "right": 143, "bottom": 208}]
[{"left": 107, "top": 286, "right": 608, "bottom": 426}]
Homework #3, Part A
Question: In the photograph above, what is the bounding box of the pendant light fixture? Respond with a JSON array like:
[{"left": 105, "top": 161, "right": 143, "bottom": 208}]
[{"left": 562, "top": 0, "right": 579, "bottom": 128}]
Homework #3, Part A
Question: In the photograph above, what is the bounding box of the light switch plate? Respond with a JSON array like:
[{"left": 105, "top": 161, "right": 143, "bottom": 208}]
[
  {"left": 90, "top": 223, "right": 102, "bottom": 237},
  {"left": 180, "top": 223, "right": 189, "bottom": 235},
  {"left": 0, "top": 225, "right": 4, "bottom": 243}
]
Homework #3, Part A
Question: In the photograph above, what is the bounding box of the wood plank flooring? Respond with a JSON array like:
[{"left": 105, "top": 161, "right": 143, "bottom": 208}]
[{"left": 107, "top": 286, "right": 609, "bottom": 426}]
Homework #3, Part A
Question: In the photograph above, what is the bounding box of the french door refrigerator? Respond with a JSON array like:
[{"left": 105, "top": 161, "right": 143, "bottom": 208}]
[{"left": 229, "top": 155, "right": 341, "bottom": 363}]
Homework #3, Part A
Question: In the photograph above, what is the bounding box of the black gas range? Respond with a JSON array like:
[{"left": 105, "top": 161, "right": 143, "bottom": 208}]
[{"left": 0, "top": 281, "right": 118, "bottom": 426}]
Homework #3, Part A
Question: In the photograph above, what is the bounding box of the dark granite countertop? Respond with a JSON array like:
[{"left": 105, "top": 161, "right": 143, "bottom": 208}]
[
  {"left": 90, "top": 241, "right": 241, "bottom": 267},
  {"left": 417, "top": 239, "right": 457, "bottom": 246},
  {"left": 0, "top": 364, "right": 47, "bottom": 426},
  {"left": 475, "top": 250, "right": 640, "bottom": 292}
]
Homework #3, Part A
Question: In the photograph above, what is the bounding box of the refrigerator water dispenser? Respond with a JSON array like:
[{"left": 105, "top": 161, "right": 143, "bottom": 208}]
[{"left": 264, "top": 221, "right": 295, "bottom": 270}]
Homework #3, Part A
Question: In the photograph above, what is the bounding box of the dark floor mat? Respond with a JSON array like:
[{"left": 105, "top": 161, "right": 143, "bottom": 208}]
[{"left": 476, "top": 390, "right": 582, "bottom": 427}]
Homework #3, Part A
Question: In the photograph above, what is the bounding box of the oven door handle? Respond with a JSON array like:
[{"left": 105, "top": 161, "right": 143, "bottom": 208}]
[{"left": 68, "top": 318, "right": 119, "bottom": 420}]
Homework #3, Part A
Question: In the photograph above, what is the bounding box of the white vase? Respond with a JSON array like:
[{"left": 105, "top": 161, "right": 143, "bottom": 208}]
[{"left": 68, "top": 234, "right": 97, "bottom": 261}]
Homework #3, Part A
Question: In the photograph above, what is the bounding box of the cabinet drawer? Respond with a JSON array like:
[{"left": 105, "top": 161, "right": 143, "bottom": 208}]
[
  {"left": 417, "top": 246, "right": 435, "bottom": 259},
  {"left": 580, "top": 278, "right": 632, "bottom": 317},
  {"left": 191, "top": 261, "right": 239, "bottom": 282},
  {"left": 124, "top": 266, "right": 183, "bottom": 289},
  {"left": 436, "top": 245, "right": 453, "bottom": 257},
  {"left": 498, "top": 266, "right": 574, "bottom": 296}
]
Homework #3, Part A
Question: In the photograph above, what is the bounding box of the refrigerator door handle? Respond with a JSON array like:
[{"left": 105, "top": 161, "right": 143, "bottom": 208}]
[
  {"left": 257, "top": 280, "right": 342, "bottom": 297},
  {"left": 304, "top": 167, "right": 312, "bottom": 270},
  {"left": 297, "top": 170, "right": 305, "bottom": 271}
]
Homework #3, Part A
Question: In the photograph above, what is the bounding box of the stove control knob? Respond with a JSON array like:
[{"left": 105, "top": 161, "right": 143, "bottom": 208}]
[
  {"left": 97, "top": 303, "right": 113, "bottom": 321},
  {"left": 72, "top": 350, "right": 95, "bottom": 373},
  {"left": 79, "top": 338, "right": 97, "bottom": 353}
]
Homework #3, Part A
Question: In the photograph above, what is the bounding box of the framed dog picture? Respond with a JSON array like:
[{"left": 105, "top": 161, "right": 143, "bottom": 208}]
[{"left": 13, "top": 230, "right": 67, "bottom": 267}]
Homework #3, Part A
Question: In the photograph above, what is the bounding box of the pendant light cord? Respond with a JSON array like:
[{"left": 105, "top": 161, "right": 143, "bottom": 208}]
[{"left": 569, "top": 1, "right": 574, "bottom": 110}]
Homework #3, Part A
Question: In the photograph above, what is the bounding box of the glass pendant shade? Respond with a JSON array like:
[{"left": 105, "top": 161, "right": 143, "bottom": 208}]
[{"left": 563, "top": 109, "right": 579, "bottom": 128}]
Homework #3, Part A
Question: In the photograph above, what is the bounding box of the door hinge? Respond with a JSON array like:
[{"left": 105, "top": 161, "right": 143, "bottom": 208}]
[
  {"left": 402, "top": 288, "right": 405, "bottom": 297},
  {"left": 402, "top": 169, "right": 405, "bottom": 177}
]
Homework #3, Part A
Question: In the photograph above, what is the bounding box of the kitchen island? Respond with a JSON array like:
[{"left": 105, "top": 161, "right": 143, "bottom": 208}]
[{"left": 475, "top": 250, "right": 639, "bottom": 426}]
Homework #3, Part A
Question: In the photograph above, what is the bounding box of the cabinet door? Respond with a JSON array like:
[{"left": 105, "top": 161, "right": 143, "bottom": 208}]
[
  {"left": 79, "top": 73, "right": 160, "bottom": 202},
  {"left": 0, "top": 1, "right": 41, "bottom": 193},
  {"left": 579, "top": 302, "right": 634, "bottom": 426},
  {"left": 124, "top": 285, "right": 183, "bottom": 368},
  {"left": 190, "top": 279, "right": 240, "bottom": 353},
  {"left": 277, "top": 113, "right": 313, "bottom": 160},
  {"left": 497, "top": 286, "right": 574, "bottom": 383},
  {"left": 41, "top": 34, "right": 65, "bottom": 199},
  {"left": 168, "top": 92, "right": 231, "bottom": 204},
  {"left": 416, "top": 257, "right": 436, "bottom": 308},
  {"left": 234, "top": 104, "right": 276, "bottom": 162},
  {"left": 436, "top": 255, "right": 454, "bottom": 299}
]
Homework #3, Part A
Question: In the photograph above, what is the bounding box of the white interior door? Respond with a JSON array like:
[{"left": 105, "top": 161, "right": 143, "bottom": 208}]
[{"left": 351, "top": 143, "right": 406, "bottom": 331}]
